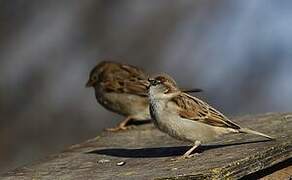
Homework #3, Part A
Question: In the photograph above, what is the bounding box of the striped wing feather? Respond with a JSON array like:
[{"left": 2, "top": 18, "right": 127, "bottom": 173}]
[
  {"left": 172, "top": 93, "right": 240, "bottom": 129},
  {"left": 100, "top": 64, "right": 149, "bottom": 96}
]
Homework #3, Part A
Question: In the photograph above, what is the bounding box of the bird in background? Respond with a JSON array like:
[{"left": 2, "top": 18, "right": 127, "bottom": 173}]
[{"left": 86, "top": 61, "right": 202, "bottom": 131}]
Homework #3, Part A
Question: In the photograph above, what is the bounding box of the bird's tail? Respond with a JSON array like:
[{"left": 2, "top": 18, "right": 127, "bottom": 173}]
[{"left": 239, "top": 128, "right": 275, "bottom": 140}]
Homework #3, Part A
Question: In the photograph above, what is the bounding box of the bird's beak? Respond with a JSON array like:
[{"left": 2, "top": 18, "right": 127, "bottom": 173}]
[
  {"left": 85, "top": 79, "right": 95, "bottom": 88},
  {"left": 148, "top": 78, "right": 155, "bottom": 85}
]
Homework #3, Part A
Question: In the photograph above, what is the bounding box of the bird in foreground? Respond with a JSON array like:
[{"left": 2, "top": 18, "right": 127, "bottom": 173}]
[
  {"left": 148, "top": 75, "right": 274, "bottom": 159},
  {"left": 86, "top": 61, "right": 202, "bottom": 131}
]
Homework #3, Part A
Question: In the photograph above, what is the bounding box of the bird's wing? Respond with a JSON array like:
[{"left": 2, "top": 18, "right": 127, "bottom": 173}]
[
  {"left": 172, "top": 93, "right": 241, "bottom": 129},
  {"left": 101, "top": 64, "right": 149, "bottom": 96}
]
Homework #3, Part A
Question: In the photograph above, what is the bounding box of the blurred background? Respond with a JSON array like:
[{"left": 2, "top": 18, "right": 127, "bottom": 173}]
[{"left": 1, "top": 0, "right": 292, "bottom": 173}]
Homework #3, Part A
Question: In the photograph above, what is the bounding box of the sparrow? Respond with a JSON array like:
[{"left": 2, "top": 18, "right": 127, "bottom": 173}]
[
  {"left": 148, "top": 75, "right": 274, "bottom": 159},
  {"left": 86, "top": 61, "right": 202, "bottom": 131}
]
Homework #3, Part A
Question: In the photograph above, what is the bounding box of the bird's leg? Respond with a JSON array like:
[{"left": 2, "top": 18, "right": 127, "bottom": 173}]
[
  {"left": 180, "top": 140, "right": 201, "bottom": 159},
  {"left": 106, "top": 116, "right": 132, "bottom": 132}
]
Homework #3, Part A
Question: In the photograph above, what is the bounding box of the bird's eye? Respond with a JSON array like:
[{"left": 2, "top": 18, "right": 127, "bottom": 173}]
[
  {"left": 92, "top": 75, "right": 97, "bottom": 80},
  {"left": 148, "top": 78, "right": 162, "bottom": 86},
  {"left": 154, "top": 80, "right": 162, "bottom": 86}
]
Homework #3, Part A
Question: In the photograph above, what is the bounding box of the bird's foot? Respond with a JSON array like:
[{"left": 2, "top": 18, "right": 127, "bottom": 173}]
[
  {"left": 105, "top": 125, "right": 129, "bottom": 132},
  {"left": 171, "top": 153, "right": 200, "bottom": 161},
  {"left": 105, "top": 117, "right": 133, "bottom": 132}
]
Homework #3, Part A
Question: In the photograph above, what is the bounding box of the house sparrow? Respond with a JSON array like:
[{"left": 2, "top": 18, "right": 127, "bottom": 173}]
[
  {"left": 86, "top": 61, "right": 202, "bottom": 131},
  {"left": 148, "top": 75, "right": 274, "bottom": 159}
]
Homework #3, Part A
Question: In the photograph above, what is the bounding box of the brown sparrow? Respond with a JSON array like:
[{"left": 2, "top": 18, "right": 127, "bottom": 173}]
[
  {"left": 86, "top": 61, "right": 202, "bottom": 131},
  {"left": 148, "top": 75, "right": 274, "bottom": 159}
]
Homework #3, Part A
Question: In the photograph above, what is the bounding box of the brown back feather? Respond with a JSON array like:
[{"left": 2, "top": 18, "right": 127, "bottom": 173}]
[
  {"left": 97, "top": 62, "right": 149, "bottom": 96},
  {"left": 172, "top": 93, "right": 240, "bottom": 129}
]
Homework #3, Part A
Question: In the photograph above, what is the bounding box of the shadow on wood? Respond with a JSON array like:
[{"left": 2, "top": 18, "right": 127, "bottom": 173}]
[{"left": 88, "top": 139, "right": 272, "bottom": 158}]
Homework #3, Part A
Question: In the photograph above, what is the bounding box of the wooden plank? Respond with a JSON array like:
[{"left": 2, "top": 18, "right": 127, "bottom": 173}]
[
  {"left": 1, "top": 113, "right": 292, "bottom": 179},
  {"left": 261, "top": 164, "right": 292, "bottom": 180}
]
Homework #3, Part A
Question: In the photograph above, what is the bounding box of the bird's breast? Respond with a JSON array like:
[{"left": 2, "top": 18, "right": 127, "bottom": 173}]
[{"left": 149, "top": 98, "right": 175, "bottom": 130}]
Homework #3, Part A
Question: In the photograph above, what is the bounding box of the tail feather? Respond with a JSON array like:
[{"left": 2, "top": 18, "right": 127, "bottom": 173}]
[{"left": 239, "top": 128, "right": 275, "bottom": 140}]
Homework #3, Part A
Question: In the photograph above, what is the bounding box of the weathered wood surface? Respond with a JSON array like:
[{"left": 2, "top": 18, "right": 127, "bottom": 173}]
[{"left": 2, "top": 113, "right": 292, "bottom": 179}]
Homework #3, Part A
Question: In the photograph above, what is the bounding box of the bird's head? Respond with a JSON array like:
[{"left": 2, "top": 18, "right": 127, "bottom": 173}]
[
  {"left": 86, "top": 61, "right": 114, "bottom": 88},
  {"left": 148, "top": 74, "right": 179, "bottom": 95}
]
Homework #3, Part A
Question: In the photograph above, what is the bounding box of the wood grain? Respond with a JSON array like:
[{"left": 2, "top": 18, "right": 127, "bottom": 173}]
[{"left": 1, "top": 113, "right": 292, "bottom": 179}]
